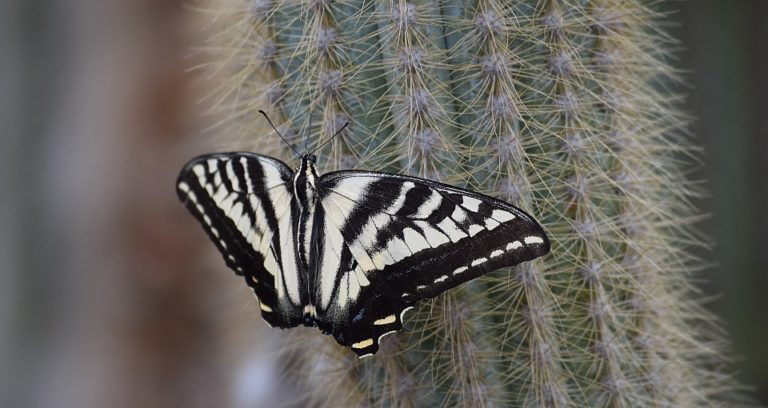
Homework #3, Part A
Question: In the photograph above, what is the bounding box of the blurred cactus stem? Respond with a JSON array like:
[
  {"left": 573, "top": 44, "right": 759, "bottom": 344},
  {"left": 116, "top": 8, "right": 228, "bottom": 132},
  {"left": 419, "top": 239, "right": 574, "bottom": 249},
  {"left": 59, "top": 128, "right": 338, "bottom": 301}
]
[{"left": 197, "top": 0, "right": 751, "bottom": 406}]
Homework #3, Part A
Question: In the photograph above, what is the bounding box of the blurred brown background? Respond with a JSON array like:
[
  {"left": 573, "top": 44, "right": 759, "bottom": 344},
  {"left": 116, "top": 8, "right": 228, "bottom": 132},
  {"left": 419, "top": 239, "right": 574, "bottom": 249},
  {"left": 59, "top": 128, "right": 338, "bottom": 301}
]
[{"left": 0, "top": 0, "right": 766, "bottom": 406}]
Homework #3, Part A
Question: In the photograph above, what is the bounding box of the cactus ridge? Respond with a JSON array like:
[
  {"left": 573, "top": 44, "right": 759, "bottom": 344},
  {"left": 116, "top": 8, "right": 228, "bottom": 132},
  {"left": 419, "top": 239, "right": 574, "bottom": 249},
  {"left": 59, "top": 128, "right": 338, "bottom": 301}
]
[{"left": 195, "top": 0, "right": 751, "bottom": 406}]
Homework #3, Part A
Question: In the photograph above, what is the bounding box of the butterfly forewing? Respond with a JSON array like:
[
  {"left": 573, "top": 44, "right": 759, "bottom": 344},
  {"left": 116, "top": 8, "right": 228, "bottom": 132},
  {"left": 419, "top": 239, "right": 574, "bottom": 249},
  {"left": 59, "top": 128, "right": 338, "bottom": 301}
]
[
  {"left": 176, "top": 153, "right": 305, "bottom": 328},
  {"left": 314, "top": 171, "right": 550, "bottom": 356}
]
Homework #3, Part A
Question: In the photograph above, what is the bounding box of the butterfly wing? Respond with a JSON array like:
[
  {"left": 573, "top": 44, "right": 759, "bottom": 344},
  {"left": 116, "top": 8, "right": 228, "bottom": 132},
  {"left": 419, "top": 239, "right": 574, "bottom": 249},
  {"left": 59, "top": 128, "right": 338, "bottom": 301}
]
[
  {"left": 176, "top": 153, "right": 306, "bottom": 328},
  {"left": 314, "top": 171, "right": 550, "bottom": 356}
]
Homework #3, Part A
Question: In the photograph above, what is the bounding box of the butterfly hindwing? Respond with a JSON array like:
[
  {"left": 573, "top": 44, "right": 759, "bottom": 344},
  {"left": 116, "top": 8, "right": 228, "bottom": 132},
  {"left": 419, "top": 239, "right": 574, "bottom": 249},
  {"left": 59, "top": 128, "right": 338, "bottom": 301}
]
[
  {"left": 176, "top": 153, "right": 305, "bottom": 328},
  {"left": 315, "top": 171, "right": 550, "bottom": 356}
]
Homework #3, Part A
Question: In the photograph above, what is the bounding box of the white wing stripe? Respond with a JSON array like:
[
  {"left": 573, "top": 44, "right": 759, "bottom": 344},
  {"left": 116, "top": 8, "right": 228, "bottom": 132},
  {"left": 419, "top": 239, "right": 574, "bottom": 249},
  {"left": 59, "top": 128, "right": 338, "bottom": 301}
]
[
  {"left": 468, "top": 224, "right": 484, "bottom": 236},
  {"left": 491, "top": 209, "right": 516, "bottom": 222},
  {"left": 451, "top": 206, "right": 468, "bottom": 223},
  {"left": 414, "top": 190, "right": 442, "bottom": 219},
  {"left": 461, "top": 196, "right": 482, "bottom": 212},
  {"left": 240, "top": 157, "right": 254, "bottom": 192},
  {"left": 416, "top": 221, "right": 450, "bottom": 247},
  {"left": 269, "top": 181, "right": 301, "bottom": 305},
  {"left": 320, "top": 220, "right": 345, "bottom": 308},
  {"left": 436, "top": 218, "right": 466, "bottom": 243},
  {"left": 225, "top": 160, "right": 240, "bottom": 191},
  {"left": 403, "top": 228, "right": 431, "bottom": 253}
]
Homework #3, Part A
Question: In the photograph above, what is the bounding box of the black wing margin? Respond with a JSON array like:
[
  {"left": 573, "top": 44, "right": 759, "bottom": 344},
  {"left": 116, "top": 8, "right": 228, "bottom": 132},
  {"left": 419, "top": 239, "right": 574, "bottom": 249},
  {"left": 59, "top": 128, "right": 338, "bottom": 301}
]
[
  {"left": 315, "top": 171, "right": 550, "bottom": 356},
  {"left": 176, "top": 152, "right": 303, "bottom": 329}
]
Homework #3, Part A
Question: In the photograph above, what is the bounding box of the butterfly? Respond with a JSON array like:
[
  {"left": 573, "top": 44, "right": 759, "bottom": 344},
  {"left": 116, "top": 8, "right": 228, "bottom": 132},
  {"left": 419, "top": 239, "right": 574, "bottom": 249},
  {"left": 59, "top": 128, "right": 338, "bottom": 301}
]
[{"left": 176, "top": 122, "right": 549, "bottom": 358}]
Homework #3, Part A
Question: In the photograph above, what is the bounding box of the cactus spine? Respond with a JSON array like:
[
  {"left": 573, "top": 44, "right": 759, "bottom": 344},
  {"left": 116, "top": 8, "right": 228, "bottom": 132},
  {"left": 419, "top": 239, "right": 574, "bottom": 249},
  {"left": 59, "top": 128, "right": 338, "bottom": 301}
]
[{"left": 198, "top": 0, "right": 748, "bottom": 406}]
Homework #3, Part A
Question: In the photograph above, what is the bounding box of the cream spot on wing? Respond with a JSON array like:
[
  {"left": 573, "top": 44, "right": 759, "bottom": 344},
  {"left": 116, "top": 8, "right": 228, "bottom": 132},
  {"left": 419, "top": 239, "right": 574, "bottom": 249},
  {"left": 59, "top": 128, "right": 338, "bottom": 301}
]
[
  {"left": 471, "top": 257, "right": 488, "bottom": 266},
  {"left": 259, "top": 303, "right": 273, "bottom": 312},
  {"left": 374, "top": 315, "right": 397, "bottom": 325},
  {"left": 210, "top": 227, "right": 219, "bottom": 238},
  {"left": 178, "top": 182, "right": 190, "bottom": 193},
  {"left": 461, "top": 196, "right": 483, "bottom": 212},
  {"left": 453, "top": 266, "right": 468, "bottom": 275},
  {"left": 203, "top": 214, "right": 212, "bottom": 226},
  {"left": 524, "top": 236, "right": 545, "bottom": 245},
  {"left": 490, "top": 249, "right": 504, "bottom": 258},
  {"left": 357, "top": 353, "right": 374, "bottom": 360},
  {"left": 303, "top": 305, "right": 317, "bottom": 317},
  {"left": 416, "top": 285, "right": 427, "bottom": 290},
  {"left": 219, "top": 239, "right": 228, "bottom": 249},
  {"left": 352, "top": 339, "right": 374, "bottom": 349},
  {"left": 434, "top": 275, "right": 448, "bottom": 283},
  {"left": 507, "top": 241, "right": 523, "bottom": 250},
  {"left": 491, "top": 209, "right": 516, "bottom": 222}
]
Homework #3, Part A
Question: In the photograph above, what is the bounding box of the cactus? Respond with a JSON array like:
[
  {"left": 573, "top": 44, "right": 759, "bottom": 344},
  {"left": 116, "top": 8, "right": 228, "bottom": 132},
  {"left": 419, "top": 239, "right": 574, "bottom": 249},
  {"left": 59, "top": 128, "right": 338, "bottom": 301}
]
[{"left": 195, "top": 0, "right": 750, "bottom": 406}]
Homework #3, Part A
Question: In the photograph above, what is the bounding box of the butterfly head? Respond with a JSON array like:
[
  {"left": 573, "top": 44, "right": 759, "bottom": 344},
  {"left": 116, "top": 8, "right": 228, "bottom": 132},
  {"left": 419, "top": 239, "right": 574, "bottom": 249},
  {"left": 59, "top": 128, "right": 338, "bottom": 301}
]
[{"left": 304, "top": 153, "right": 317, "bottom": 164}]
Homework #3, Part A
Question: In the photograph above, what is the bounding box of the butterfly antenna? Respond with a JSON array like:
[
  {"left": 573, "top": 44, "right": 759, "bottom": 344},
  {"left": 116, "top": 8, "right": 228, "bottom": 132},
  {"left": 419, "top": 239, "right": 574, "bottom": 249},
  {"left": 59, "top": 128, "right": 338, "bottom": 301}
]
[
  {"left": 311, "top": 122, "right": 349, "bottom": 155},
  {"left": 305, "top": 113, "right": 312, "bottom": 154},
  {"left": 259, "top": 110, "right": 301, "bottom": 157}
]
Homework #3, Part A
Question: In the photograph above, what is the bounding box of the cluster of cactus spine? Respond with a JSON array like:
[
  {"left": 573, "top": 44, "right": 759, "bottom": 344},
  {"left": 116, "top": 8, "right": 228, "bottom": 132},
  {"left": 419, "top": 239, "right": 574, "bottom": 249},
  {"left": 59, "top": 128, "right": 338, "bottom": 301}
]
[{"left": 196, "top": 0, "right": 749, "bottom": 406}]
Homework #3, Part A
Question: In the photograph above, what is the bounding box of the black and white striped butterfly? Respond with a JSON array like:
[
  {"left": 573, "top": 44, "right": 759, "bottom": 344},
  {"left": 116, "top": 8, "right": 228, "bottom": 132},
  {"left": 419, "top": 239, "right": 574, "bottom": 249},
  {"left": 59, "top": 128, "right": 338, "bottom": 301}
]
[{"left": 177, "top": 148, "right": 549, "bottom": 357}]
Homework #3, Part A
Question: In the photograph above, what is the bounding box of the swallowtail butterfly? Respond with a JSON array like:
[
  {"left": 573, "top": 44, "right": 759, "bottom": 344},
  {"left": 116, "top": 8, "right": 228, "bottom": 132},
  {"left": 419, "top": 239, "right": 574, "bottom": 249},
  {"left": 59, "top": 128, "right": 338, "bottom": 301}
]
[{"left": 177, "top": 148, "right": 549, "bottom": 357}]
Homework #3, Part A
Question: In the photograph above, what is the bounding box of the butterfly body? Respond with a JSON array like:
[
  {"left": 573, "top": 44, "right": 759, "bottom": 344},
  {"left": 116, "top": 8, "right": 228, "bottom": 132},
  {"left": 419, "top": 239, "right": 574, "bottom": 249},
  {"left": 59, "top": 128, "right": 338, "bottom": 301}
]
[{"left": 177, "top": 152, "right": 549, "bottom": 357}]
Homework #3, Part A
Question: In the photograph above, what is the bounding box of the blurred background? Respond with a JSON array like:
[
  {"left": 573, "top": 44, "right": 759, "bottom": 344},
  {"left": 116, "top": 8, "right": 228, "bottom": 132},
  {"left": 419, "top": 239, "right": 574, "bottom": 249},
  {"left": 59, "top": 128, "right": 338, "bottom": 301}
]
[{"left": 0, "top": 0, "right": 765, "bottom": 406}]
